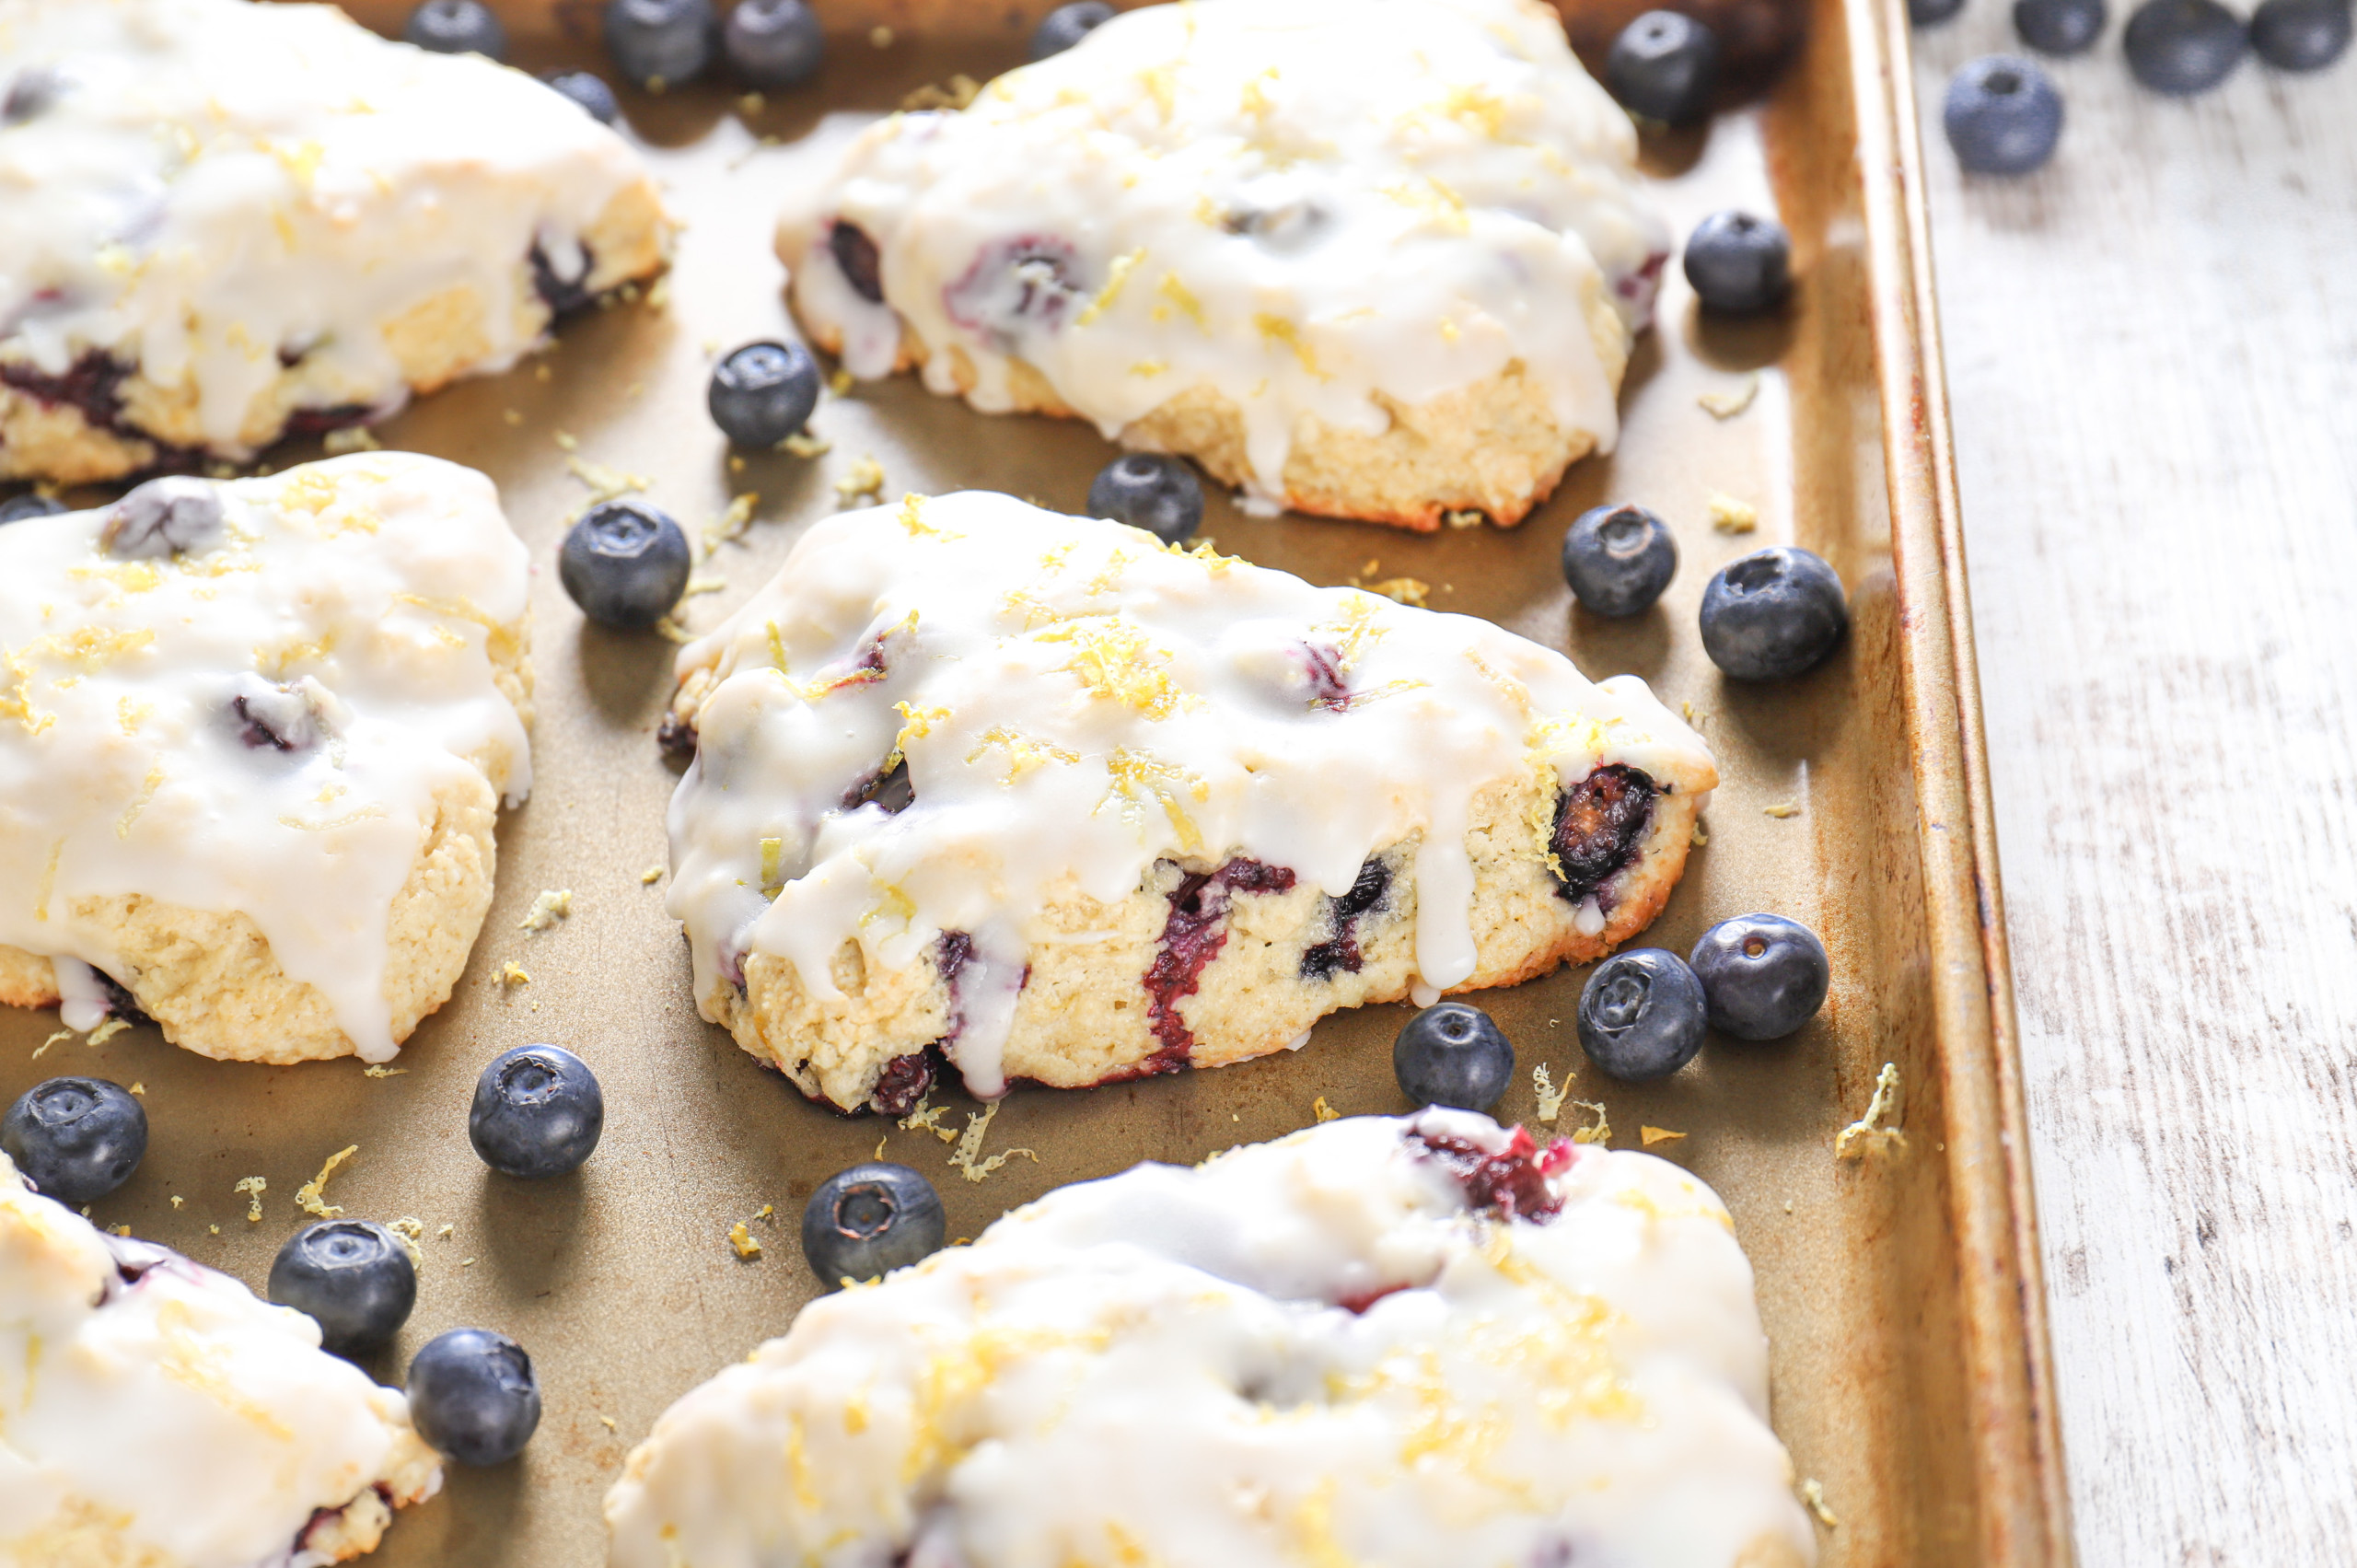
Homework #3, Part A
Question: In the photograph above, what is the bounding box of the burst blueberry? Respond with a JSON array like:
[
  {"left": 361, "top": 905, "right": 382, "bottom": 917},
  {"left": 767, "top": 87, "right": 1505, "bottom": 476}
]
[
  {"left": 1031, "top": 1, "right": 1117, "bottom": 59},
  {"left": 1576, "top": 950, "right": 1708, "bottom": 1082},
  {"left": 560, "top": 500, "right": 692, "bottom": 630},
  {"left": 2014, "top": 0, "right": 2107, "bottom": 52},
  {"left": 2250, "top": 0, "right": 2352, "bottom": 67},
  {"left": 1689, "top": 913, "right": 1831, "bottom": 1040},
  {"left": 543, "top": 70, "right": 621, "bottom": 123},
  {"left": 408, "top": 1329, "right": 541, "bottom": 1466},
  {"left": 1392, "top": 1003, "right": 1515, "bottom": 1113},
  {"left": 1683, "top": 211, "right": 1792, "bottom": 314},
  {"left": 404, "top": 0, "right": 505, "bottom": 58},
  {"left": 1944, "top": 56, "right": 2064, "bottom": 174},
  {"left": 1606, "top": 11, "right": 1721, "bottom": 125},
  {"left": 468, "top": 1044, "right": 604, "bottom": 1179},
  {"left": 725, "top": 0, "right": 825, "bottom": 86},
  {"left": 269, "top": 1221, "right": 417, "bottom": 1358},
  {"left": 709, "top": 341, "right": 821, "bottom": 447},
  {"left": 2, "top": 1077, "right": 146, "bottom": 1203},
  {"left": 604, "top": 0, "right": 718, "bottom": 88},
  {"left": 1698, "top": 545, "right": 1848, "bottom": 680},
  {"left": 1088, "top": 453, "right": 1204, "bottom": 545},
  {"left": 2124, "top": 0, "right": 2248, "bottom": 91},
  {"left": 0, "top": 493, "right": 65, "bottom": 524},
  {"left": 1562, "top": 503, "right": 1678, "bottom": 618},
  {"left": 803, "top": 1163, "right": 946, "bottom": 1285}
]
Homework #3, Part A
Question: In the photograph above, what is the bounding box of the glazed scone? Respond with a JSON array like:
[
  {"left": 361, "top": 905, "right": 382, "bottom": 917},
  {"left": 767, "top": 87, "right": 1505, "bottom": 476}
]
[
  {"left": 778, "top": 0, "right": 1667, "bottom": 530},
  {"left": 0, "top": 0, "right": 674, "bottom": 485},
  {"left": 0, "top": 1153, "right": 443, "bottom": 1567},
  {"left": 663, "top": 492, "right": 1713, "bottom": 1115},
  {"left": 0, "top": 453, "right": 533, "bottom": 1063},
  {"left": 607, "top": 1110, "right": 1813, "bottom": 1568}
]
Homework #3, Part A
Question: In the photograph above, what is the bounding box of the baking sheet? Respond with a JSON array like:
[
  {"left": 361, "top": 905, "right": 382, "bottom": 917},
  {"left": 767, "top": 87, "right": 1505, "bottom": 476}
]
[{"left": 0, "top": 2, "right": 2069, "bottom": 1563}]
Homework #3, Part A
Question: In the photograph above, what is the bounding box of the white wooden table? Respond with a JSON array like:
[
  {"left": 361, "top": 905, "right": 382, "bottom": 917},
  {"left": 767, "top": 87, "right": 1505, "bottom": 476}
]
[{"left": 1906, "top": 18, "right": 2357, "bottom": 1562}]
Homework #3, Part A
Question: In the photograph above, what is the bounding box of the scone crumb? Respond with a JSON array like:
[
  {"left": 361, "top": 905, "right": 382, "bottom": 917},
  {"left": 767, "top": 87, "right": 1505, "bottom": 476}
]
[
  {"left": 500, "top": 961, "right": 532, "bottom": 986},
  {"left": 829, "top": 368, "right": 854, "bottom": 395},
  {"left": 169, "top": 1195, "right": 183, "bottom": 1208},
  {"left": 209, "top": 1224, "right": 220, "bottom": 1235},
  {"left": 835, "top": 457, "right": 887, "bottom": 505},
  {"left": 86, "top": 1017, "right": 129, "bottom": 1047},
  {"left": 111, "top": 1224, "right": 132, "bottom": 1237},
  {"left": 901, "top": 74, "right": 981, "bottom": 111},
  {"left": 754, "top": 1203, "right": 773, "bottom": 1221},
  {"left": 1568, "top": 1100, "right": 1612, "bottom": 1145},
  {"left": 321, "top": 426, "right": 381, "bottom": 456},
  {"left": 646, "top": 276, "right": 671, "bottom": 311},
  {"left": 1640, "top": 1125, "right": 1687, "bottom": 1147},
  {"left": 233, "top": 1177, "right": 267, "bottom": 1223},
  {"left": 363, "top": 1064, "right": 407, "bottom": 1078},
  {"left": 1708, "top": 491, "right": 1759, "bottom": 533},
  {"left": 553, "top": 430, "right": 579, "bottom": 452},
  {"left": 460, "top": 1257, "right": 477, "bottom": 1267},
  {"left": 600, "top": 1414, "right": 618, "bottom": 1431},
  {"left": 296, "top": 1144, "right": 359, "bottom": 1217},
  {"left": 1699, "top": 375, "right": 1761, "bottom": 420},
  {"left": 388, "top": 1217, "right": 425, "bottom": 1266},
  {"left": 1311, "top": 1096, "right": 1340, "bottom": 1123},
  {"left": 1364, "top": 577, "right": 1430, "bottom": 607},
  {"left": 1763, "top": 801, "right": 1802, "bottom": 819},
  {"left": 1692, "top": 819, "right": 1710, "bottom": 846},
  {"left": 869, "top": 24, "right": 895, "bottom": 47},
  {"left": 518, "top": 889, "right": 575, "bottom": 933},
  {"left": 782, "top": 432, "right": 831, "bottom": 459},
  {"left": 727, "top": 1222, "right": 762, "bottom": 1260},
  {"left": 948, "top": 1102, "right": 1036, "bottom": 1183},
  {"left": 437, "top": 1224, "right": 455, "bottom": 1239},
  {"left": 502, "top": 409, "right": 524, "bottom": 426},
  {"left": 1801, "top": 1479, "right": 1840, "bottom": 1527},
  {"left": 1443, "top": 507, "right": 1486, "bottom": 529},
  {"left": 641, "top": 865, "right": 665, "bottom": 884},
  {"left": 1532, "top": 1063, "right": 1572, "bottom": 1124},
  {"left": 127, "top": 1081, "right": 145, "bottom": 1096},
  {"left": 535, "top": 364, "right": 553, "bottom": 383},
  {"left": 1835, "top": 1063, "right": 1906, "bottom": 1161}
]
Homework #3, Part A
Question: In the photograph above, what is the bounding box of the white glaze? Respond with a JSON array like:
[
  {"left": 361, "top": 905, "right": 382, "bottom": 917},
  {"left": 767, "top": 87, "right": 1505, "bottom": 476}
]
[
  {"left": 605, "top": 1111, "right": 1813, "bottom": 1568},
  {"left": 0, "top": 1154, "right": 441, "bottom": 1567},
  {"left": 664, "top": 493, "right": 1712, "bottom": 1099},
  {"left": 0, "top": 453, "right": 531, "bottom": 1059},
  {"left": 779, "top": 0, "right": 1667, "bottom": 511}
]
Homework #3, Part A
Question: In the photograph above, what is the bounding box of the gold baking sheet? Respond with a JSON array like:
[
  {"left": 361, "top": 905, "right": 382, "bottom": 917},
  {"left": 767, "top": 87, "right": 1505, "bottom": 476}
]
[{"left": 0, "top": 2, "right": 2070, "bottom": 1563}]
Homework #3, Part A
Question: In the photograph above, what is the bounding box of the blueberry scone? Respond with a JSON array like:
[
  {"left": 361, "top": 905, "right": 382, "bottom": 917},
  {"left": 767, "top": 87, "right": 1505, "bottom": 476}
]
[
  {"left": 0, "top": 1154, "right": 442, "bottom": 1566},
  {"left": 0, "top": 0, "right": 674, "bottom": 486},
  {"left": 663, "top": 492, "right": 1713, "bottom": 1114},
  {"left": 607, "top": 1110, "right": 1812, "bottom": 1568},
  {"left": 0, "top": 453, "right": 533, "bottom": 1063},
  {"left": 778, "top": 0, "right": 1666, "bottom": 530}
]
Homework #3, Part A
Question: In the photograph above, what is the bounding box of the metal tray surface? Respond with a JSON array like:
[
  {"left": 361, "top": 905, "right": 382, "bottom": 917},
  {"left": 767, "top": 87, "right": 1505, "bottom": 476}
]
[{"left": 0, "top": 2, "right": 2071, "bottom": 1564}]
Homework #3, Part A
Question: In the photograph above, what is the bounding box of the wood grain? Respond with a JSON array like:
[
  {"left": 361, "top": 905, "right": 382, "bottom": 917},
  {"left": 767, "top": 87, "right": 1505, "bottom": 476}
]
[{"left": 1905, "top": 17, "right": 2357, "bottom": 1565}]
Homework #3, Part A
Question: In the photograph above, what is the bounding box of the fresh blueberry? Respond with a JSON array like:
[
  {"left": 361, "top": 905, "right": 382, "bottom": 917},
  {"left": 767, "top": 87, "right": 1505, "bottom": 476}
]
[
  {"left": 1911, "top": 0, "right": 1968, "bottom": 24},
  {"left": 725, "top": 0, "right": 825, "bottom": 87},
  {"left": 2, "top": 1078, "right": 146, "bottom": 1204},
  {"left": 559, "top": 500, "right": 692, "bottom": 630},
  {"left": 1392, "top": 1002, "right": 1515, "bottom": 1113},
  {"left": 2250, "top": 0, "right": 2352, "bottom": 66},
  {"left": 1698, "top": 546, "right": 1848, "bottom": 680},
  {"left": 2123, "top": 0, "right": 2249, "bottom": 91},
  {"left": 708, "top": 341, "right": 821, "bottom": 447},
  {"left": 802, "top": 1163, "right": 946, "bottom": 1285},
  {"left": 403, "top": 0, "right": 506, "bottom": 58},
  {"left": 1031, "top": 1, "right": 1117, "bottom": 60},
  {"left": 1683, "top": 211, "right": 1792, "bottom": 314},
  {"left": 543, "top": 70, "right": 621, "bottom": 122},
  {"left": 1576, "top": 950, "right": 1708, "bottom": 1082},
  {"left": 604, "top": 0, "right": 718, "bottom": 89},
  {"left": 2014, "top": 0, "right": 2108, "bottom": 51},
  {"left": 1562, "top": 503, "right": 1678, "bottom": 618},
  {"left": 1689, "top": 913, "right": 1831, "bottom": 1040},
  {"left": 1087, "top": 453, "right": 1203, "bottom": 545},
  {"left": 1606, "top": 11, "right": 1721, "bottom": 125},
  {"left": 269, "top": 1221, "right": 418, "bottom": 1358},
  {"left": 408, "top": 1329, "right": 541, "bottom": 1466},
  {"left": 0, "top": 493, "right": 66, "bottom": 524},
  {"left": 468, "top": 1044, "right": 604, "bottom": 1179},
  {"left": 1944, "top": 56, "right": 2065, "bottom": 174}
]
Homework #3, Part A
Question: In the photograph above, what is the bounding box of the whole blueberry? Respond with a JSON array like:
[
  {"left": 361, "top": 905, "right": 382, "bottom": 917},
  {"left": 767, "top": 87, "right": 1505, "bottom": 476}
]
[
  {"left": 604, "top": 0, "right": 718, "bottom": 89},
  {"left": 1698, "top": 546, "right": 1848, "bottom": 680},
  {"left": 404, "top": 0, "right": 505, "bottom": 58},
  {"left": 559, "top": 499, "right": 692, "bottom": 629},
  {"left": 1087, "top": 453, "right": 1203, "bottom": 545},
  {"left": 1689, "top": 913, "right": 1831, "bottom": 1040},
  {"left": 2123, "top": 0, "right": 2249, "bottom": 91},
  {"left": 1911, "top": 0, "right": 1969, "bottom": 24},
  {"left": 1031, "top": 1, "right": 1118, "bottom": 60},
  {"left": 1392, "top": 1002, "right": 1515, "bottom": 1113},
  {"left": 1562, "top": 503, "right": 1678, "bottom": 618},
  {"left": 709, "top": 341, "right": 821, "bottom": 447},
  {"left": 1576, "top": 950, "right": 1708, "bottom": 1082},
  {"left": 1944, "top": 56, "right": 2065, "bottom": 174},
  {"left": 2250, "top": 0, "right": 2352, "bottom": 66},
  {"left": 269, "top": 1221, "right": 418, "bottom": 1358},
  {"left": 802, "top": 1163, "right": 946, "bottom": 1285},
  {"left": 0, "top": 493, "right": 66, "bottom": 523},
  {"left": 1683, "top": 211, "right": 1792, "bottom": 315},
  {"left": 468, "top": 1044, "right": 604, "bottom": 1179},
  {"left": 2014, "top": 0, "right": 2108, "bottom": 51},
  {"left": 2, "top": 1077, "right": 147, "bottom": 1203},
  {"left": 408, "top": 1329, "right": 541, "bottom": 1466},
  {"left": 543, "top": 70, "right": 621, "bottom": 122},
  {"left": 1606, "top": 11, "right": 1721, "bottom": 125},
  {"left": 725, "top": 0, "right": 825, "bottom": 87}
]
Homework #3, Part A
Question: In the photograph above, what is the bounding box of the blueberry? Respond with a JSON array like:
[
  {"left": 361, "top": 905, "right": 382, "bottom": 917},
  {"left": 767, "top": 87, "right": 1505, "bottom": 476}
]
[
  {"left": 543, "top": 70, "right": 621, "bottom": 123},
  {"left": 1562, "top": 503, "right": 1678, "bottom": 618},
  {"left": 2123, "top": 0, "right": 2249, "bottom": 91},
  {"left": 1087, "top": 453, "right": 1203, "bottom": 545},
  {"left": 2, "top": 1078, "right": 146, "bottom": 1204},
  {"left": 2014, "top": 0, "right": 2107, "bottom": 51},
  {"left": 1392, "top": 1002, "right": 1515, "bottom": 1113},
  {"left": 101, "top": 476, "right": 224, "bottom": 559},
  {"left": 1683, "top": 211, "right": 1792, "bottom": 315},
  {"left": 268, "top": 1221, "right": 418, "bottom": 1358},
  {"left": 708, "top": 341, "right": 821, "bottom": 447},
  {"left": 725, "top": 0, "right": 825, "bottom": 87},
  {"left": 1944, "top": 56, "right": 2065, "bottom": 174},
  {"left": 0, "top": 493, "right": 66, "bottom": 524},
  {"left": 1606, "top": 11, "right": 1721, "bottom": 125},
  {"left": 1031, "top": 1, "right": 1117, "bottom": 60},
  {"left": 1911, "top": 0, "right": 1968, "bottom": 23},
  {"left": 1689, "top": 914, "right": 1830, "bottom": 1040},
  {"left": 559, "top": 500, "right": 692, "bottom": 630},
  {"left": 801, "top": 1163, "right": 946, "bottom": 1285},
  {"left": 403, "top": 0, "right": 505, "bottom": 58},
  {"left": 1576, "top": 950, "right": 1708, "bottom": 1082},
  {"left": 1698, "top": 545, "right": 1848, "bottom": 680},
  {"left": 408, "top": 1329, "right": 541, "bottom": 1466},
  {"left": 468, "top": 1044, "right": 604, "bottom": 1179},
  {"left": 604, "top": 0, "right": 718, "bottom": 89},
  {"left": 2250, "top": 0, "right": 2352, "bottom": 66}
]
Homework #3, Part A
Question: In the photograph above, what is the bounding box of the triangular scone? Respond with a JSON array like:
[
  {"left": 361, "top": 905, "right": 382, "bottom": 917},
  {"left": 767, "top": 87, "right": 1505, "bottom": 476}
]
[
  {"left": 607, "top": 1111, "right": 1813, "bottom": 1568},
  {"left": 0, "top": 1154, "right": 442, "bottom": 1567},
  {"left": 776, "top": 0, "right": 1666, "bottom": 531},
  {"left": 663, "top": 493, "right": 1713, "bottom": 1115},
  {"left": 0, "top": 454, "right": 532, "bottom": 1063},
  {"left": 0, "top": 0, "right": 674, "bottom": 485}
]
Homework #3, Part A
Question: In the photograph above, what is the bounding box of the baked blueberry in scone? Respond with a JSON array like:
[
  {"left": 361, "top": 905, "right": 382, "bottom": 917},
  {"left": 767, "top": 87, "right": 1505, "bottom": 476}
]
[
  {"left": 0, "top": 454, "right": 533, "bottom": 1064},
  {"left": 605, "top": 1111, "right": 1814, "bottom": 1568},
  {"left": 0, "top": 0, "right": 675, "bottom": 485},
  {"left": 777, "top": 0, "right": 1669, "bottom": 530},
  {"left": 660, "top": 492, "right": 1713, "bottom": 1115},
  {"left": 0, "top": 1153, "right": 443, "bottom": 1566}
]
